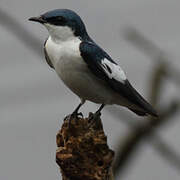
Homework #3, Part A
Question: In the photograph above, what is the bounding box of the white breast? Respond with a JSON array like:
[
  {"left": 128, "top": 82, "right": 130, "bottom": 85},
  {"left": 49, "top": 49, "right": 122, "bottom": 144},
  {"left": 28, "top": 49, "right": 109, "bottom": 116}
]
[
  {"left": 45, "top": 36, "right": 91, "bottom": 96},
  {"left": 44, "top": 36, "right": 128, "bottom": 105},
  {"left": 45, "top": 36, "right": 82, "bottom": 67}
]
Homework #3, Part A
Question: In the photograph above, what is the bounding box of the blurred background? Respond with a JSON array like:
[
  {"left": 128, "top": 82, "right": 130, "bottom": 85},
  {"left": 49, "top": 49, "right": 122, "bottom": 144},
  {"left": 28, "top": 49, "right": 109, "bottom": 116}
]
[{"left": 1, "top": 0, "right": 180, "bottom": 179}]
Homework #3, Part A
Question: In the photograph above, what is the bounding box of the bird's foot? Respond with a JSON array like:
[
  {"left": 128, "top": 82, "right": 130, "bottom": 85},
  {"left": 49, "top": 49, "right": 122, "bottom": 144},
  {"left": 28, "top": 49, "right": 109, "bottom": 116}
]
[
  {"left": 88, "top": 111, "right": 101, "bottom": 128},
  {"left": 65, "top": 112, "right": 83, "bottom": 128}
]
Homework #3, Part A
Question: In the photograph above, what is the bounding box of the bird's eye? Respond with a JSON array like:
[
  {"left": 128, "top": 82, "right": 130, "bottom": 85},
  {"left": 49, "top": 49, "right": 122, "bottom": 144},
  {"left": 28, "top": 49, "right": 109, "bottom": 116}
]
[
  {"left": 47, "top": 16, "right": 67, "bottom": 25},
  {"left": 57, "top": 16, "right": 66, "bottom": 22}
]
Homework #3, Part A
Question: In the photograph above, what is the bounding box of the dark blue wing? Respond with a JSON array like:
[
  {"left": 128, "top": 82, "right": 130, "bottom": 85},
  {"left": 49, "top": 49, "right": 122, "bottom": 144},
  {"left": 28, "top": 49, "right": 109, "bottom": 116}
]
[{"left": 80, "top": 41, "right": 158, "bottom": 117}]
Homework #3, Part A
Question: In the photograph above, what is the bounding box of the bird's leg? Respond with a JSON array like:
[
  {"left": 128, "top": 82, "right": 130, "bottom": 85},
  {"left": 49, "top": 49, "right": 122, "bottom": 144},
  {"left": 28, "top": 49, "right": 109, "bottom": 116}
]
[
  {"left": 88, "top": 104, "right": 105, "bottom": 126},
  {"left": 95, "top": 104, "right": 105, "bottom": 115},
  {"left": 67, "top": 99, "right": 85, "bottom": 126},
  {"left": 71, "top": 102, "right": 84, "bottom": 118}
]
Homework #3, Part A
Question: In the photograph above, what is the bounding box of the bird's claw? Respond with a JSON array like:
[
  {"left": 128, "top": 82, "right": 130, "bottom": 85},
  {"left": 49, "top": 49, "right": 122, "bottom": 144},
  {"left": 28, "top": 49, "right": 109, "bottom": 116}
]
[
  {"left": 65, "top": 111, "right": 83, "bottom": 128},
  {"left": 76, "top": 112, "right": 83, "bottom": 118},
  {"left": 88, "top": 111, "right": 101, "bottom": 128}
]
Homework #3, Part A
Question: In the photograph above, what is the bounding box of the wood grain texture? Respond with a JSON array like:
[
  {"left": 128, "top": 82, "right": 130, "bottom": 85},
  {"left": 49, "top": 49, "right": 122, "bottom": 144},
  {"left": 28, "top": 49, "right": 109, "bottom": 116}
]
[{"left": 56, "top": 113, "right": 114, "bottom": 180}]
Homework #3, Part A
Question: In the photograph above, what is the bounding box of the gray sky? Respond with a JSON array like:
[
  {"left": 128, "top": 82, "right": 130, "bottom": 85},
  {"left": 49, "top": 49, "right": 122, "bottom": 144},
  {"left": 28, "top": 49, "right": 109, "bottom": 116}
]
[{"left": 1, "top": 0, "right": 180, "bottom": 179}]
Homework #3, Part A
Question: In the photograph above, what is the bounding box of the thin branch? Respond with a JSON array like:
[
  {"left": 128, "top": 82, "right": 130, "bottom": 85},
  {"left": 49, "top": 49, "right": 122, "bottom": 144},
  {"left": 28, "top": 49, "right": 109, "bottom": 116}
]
[
  {"left": 151, "top": 135, "right": 180, "bottom": 170},
  {"left": 0, "top": 8, "right": 42, "bottom": 57},
  {"left": 113, "top": 101, "right": 180, "bottom": 176},
  {"left": 112, "top": 62, "right": 180, "bottom": 177},
  {"left": 123, "top": 27, "right": 180, "bottom": 85},
  {"left": 2, "top": 8, "right": 180, "bottom": 178}
]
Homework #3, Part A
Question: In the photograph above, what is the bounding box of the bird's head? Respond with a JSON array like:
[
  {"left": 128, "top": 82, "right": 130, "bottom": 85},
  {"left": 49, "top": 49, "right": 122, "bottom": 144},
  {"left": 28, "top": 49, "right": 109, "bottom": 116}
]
[{"left": 29, "top": 9, "right": 88, "bottom": 42}]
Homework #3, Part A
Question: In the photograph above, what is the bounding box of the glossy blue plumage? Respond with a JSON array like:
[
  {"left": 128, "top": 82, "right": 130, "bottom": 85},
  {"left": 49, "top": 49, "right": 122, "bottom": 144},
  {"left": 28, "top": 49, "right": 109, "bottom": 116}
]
[
  {"left": 42, "top": 9, "right": 89, "bottom": 39},
  {"left": 80, "top": 41, "right": 157, "bottom": 116},
  {"left": 30, "top": 9, "right": 158, "bottom": 117}
]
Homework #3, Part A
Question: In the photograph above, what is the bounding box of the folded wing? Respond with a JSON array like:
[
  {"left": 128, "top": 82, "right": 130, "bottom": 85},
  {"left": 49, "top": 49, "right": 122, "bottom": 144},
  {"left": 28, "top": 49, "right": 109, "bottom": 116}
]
[{"left": 80, "top": 41, "right": 158, "bottom": 117}]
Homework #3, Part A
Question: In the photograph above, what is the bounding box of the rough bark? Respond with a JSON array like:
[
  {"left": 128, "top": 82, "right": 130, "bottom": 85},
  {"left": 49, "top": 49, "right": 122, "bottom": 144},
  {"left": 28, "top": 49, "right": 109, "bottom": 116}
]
[{"left": 56, "top": 113, "right": 114, "bottom": 180}]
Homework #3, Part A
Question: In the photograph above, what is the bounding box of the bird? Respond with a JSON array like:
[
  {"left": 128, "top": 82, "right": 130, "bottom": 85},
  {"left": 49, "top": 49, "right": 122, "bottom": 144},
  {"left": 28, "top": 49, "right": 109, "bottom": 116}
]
[{"left": 29, "top": 9, "right": 158, "bottom": 120}]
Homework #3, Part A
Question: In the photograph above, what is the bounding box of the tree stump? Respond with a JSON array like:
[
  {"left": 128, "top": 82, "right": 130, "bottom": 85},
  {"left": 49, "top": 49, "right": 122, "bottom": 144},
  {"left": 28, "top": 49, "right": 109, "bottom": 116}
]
[{"left": 56, "top": 113, "right": 114, "bottom": 180}]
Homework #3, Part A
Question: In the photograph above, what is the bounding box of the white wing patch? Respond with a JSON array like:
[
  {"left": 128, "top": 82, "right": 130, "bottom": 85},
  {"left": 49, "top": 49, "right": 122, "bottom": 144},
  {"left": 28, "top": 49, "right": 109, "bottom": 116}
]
[{"left": 101, "top": 58, "right": 126, "bottom": 83}]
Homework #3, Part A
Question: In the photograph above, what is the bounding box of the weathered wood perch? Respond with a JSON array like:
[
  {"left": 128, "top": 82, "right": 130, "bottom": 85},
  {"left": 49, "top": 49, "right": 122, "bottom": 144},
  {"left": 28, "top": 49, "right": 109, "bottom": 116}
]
[{"left": 56, "top": 113, "right": 114, "bottom": 180}]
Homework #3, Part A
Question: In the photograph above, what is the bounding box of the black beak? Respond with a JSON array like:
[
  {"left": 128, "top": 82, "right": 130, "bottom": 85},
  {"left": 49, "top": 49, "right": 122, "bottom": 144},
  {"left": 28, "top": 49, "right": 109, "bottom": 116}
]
[{"left": 28, "top": 16, "right": 46, "bottom": 24}]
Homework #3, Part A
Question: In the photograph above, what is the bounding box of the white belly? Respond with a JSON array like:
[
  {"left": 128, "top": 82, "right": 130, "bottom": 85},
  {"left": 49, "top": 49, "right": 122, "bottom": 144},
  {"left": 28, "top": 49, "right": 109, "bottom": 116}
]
[
  {"left": 45, "top": 36, "right": 123, "bottom": 104},
  {"left": 57, "top": 56, "right": 118, "bottom": 103}
]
